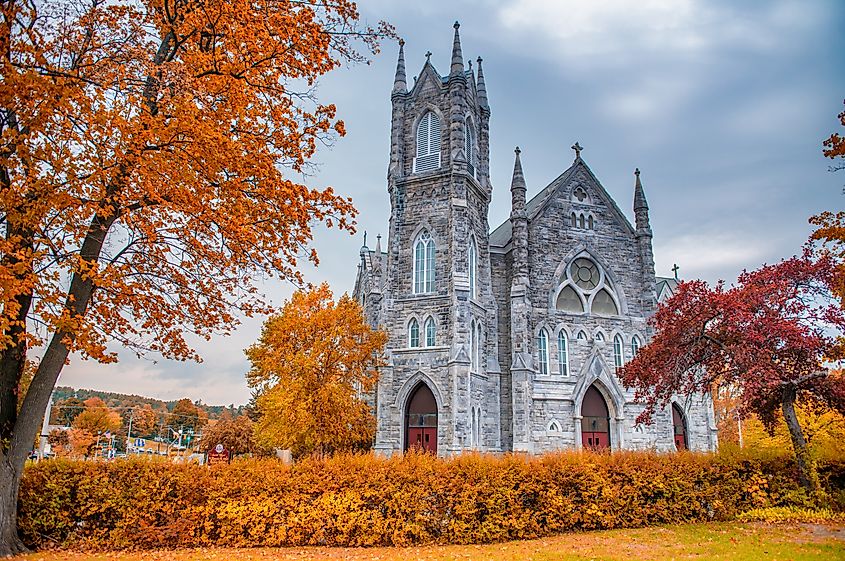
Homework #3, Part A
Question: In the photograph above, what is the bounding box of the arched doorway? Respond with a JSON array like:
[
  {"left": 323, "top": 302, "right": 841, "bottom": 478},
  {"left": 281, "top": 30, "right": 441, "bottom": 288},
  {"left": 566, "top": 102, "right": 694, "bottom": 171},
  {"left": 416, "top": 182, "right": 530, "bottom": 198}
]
[
  {"left": 405, "top": 383, "right": 438, "bottom": 453},
  {"left": 581, "top": 385, "right": 610, "bottom": 450},
  {"left": 672, "top": 403, "right": 688, "bottom": 450}
]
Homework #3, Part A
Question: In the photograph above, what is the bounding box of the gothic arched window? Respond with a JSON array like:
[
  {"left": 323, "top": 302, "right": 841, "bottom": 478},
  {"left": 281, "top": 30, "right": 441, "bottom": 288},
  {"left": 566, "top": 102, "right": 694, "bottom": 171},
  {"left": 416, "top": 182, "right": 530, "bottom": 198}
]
[
  {"left": 469, "top": 319, "right": 477, "bottom": 371},
  {"left": 414, "top": 111, "right": 442, "bottom": 173},
  {"left": 468, "top": 238, "right": 477, "bottom": 299},
  {"left": 631, "top": 335, "right": 641, "bottom": 356},
  {"left": 424, "top": 316, "right": 435, "bottom": 347},
  {"left": 413, "top": 230, "right": 435, "bottom": 293},
  {"left": 465, "top": 116, "right": 476, "bottom": 176},
  {"left": 554, "top": 256, "right": 621, "bottom": 316},
  {"left": 595, "top": 332, "right": 605, "bottom": 343},
  {"left": 588, "top": 215, "right": 594, "bottom": 229},
  {"left": 409, "top": 318, "right": 420, "bottom": 348},
  {"left": 570, "top": 212, "right": 577, "bottom": 227},
  {"left": 537, "top": 328, "right": 550, "bottom": 375},
  {"left": 558, "top": 331, "right": 569, "bottom": 376},
  {"left": 579, "top": 214, "right": 586, "bottom": 229},
  {"left": 613, "top": 334, "right": 624, "bottom": 371}
]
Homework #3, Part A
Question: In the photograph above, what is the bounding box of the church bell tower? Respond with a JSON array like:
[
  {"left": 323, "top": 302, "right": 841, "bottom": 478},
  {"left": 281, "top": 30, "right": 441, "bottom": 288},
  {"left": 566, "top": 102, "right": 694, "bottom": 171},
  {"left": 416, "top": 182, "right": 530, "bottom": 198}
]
[{"left": 374, "top": 23, "right": 502, "bottom": 455}]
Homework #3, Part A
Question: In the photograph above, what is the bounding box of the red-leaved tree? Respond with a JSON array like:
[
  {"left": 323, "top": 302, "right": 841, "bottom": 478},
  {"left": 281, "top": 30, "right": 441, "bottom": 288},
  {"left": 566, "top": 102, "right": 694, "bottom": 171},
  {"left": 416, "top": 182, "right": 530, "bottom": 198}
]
[{"left": 620, "top": 251, "right": 845, "bottom": 492}]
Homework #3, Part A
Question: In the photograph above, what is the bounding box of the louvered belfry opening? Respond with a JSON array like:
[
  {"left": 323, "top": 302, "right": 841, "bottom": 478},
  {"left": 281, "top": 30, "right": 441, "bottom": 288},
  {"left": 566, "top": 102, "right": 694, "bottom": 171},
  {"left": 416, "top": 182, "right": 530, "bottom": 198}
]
[{"left": 414, "top": 112, "right": 442, "bottom": 172}]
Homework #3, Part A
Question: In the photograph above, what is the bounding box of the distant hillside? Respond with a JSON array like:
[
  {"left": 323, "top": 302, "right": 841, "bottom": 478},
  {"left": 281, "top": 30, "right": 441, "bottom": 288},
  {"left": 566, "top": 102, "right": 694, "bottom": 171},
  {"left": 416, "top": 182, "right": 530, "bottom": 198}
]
[{"left": 52, "top": 386, "right": 246, "bottom": 420}]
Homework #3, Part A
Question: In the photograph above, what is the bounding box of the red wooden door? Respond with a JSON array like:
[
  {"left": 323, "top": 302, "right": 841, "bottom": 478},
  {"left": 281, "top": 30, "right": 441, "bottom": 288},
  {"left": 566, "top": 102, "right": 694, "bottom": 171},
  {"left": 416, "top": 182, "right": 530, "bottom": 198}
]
[
  {"left": 405, "top": 383, "right": 438, "bottom": 453},
  {"left": 582, "top": 431, "right": 610, "bottom": 450},
  {"left": 674, "top": 433, "right": 686, "bottom": 450},
  {"left": 581, "top": 386, "right": 611, "bottom": 450}
]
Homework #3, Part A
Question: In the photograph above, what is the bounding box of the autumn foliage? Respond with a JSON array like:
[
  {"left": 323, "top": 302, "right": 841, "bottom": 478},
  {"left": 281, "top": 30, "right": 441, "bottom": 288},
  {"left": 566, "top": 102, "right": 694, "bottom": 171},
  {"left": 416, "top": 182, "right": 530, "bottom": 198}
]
[
  {"left": 247, "top": 284, "right": 387, "bottom": 457},
  {"left": 16, "top": 450, "right": 845, "bottom": 551},
  {"left": 621, "top": 252, "right": 845, "bottom": 492},
  {"left": 0, "top": 0, "right": 390, "bottom": 553}
]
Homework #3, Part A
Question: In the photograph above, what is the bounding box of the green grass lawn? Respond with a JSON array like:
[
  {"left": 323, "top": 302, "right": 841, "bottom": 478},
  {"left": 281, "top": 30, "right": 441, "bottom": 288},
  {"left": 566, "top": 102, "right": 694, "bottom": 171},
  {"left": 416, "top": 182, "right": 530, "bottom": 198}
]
[{"left": 15, "top": 521, "right": 844, "bottom": 561}]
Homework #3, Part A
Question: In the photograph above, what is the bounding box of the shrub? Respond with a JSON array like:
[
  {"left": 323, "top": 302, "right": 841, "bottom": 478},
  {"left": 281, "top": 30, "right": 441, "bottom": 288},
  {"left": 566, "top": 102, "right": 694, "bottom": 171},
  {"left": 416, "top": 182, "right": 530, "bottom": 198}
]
[{"left": 17, "top": 449, "right": 845, "bottom": 550}]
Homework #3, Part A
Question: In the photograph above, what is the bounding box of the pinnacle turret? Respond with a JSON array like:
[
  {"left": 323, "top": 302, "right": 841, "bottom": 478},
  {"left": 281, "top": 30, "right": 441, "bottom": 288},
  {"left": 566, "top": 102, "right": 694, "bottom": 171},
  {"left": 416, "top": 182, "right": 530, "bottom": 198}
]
[
  {"left": 450, "top": 21, "right": 464, "bottom": 76},
  {"left": 476, "top": 56, "right": 488, "bottom": 108},
  {"left": 633, "top": 168, "right": 651, "bottom": 234},
  {"left": 392, "top": 39, "right": 407, "bottom": 94},
  {"left": 510, "top": 146, "right": 527, "bottom": 200}
]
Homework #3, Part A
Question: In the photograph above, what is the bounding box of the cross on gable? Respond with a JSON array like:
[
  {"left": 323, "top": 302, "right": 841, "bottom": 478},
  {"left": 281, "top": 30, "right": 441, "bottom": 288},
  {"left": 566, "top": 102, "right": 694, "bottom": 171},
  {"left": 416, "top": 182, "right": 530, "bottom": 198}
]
[
  {"left": 672, "top": 264, "right": 680, "bottom": 280},
  {"left": 571, "top": 142, "right": 583, "bottom": 159},
  {"left": 425, "top": 51, "right": 432, "bottom": 62}
]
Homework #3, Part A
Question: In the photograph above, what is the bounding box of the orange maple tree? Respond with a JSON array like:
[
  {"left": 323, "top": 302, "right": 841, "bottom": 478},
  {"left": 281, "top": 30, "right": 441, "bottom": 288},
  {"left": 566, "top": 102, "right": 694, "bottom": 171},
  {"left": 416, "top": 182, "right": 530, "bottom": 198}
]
[
  {"left": 246, "top": 283, "right": 387, "bottom": 458},
  {"left": 0, "top": 0, "right": 391, "bottom": 553}
]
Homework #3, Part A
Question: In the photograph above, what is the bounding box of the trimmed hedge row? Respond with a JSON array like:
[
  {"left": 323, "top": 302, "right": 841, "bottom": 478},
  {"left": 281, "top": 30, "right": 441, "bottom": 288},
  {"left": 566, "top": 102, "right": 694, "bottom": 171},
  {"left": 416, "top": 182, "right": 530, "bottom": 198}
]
[{"left": 18, "top": 450, "right": 845, "bottom": 550}]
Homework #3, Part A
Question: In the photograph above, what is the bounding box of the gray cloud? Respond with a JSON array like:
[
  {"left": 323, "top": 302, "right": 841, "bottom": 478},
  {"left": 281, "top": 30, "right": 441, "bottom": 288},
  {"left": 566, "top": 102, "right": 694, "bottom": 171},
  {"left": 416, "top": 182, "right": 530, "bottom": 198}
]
[{"left": 59, "top": 0, "right": 845, "bottom": 405}]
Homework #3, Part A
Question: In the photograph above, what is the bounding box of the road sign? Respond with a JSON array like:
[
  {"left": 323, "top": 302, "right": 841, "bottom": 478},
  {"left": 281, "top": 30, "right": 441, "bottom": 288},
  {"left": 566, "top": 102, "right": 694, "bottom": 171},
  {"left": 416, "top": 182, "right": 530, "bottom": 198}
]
[
  {"left": 208, "top": 447, "right": 229, "bottom": 465},
  {"left": 135, "top": 438, "right": 145, "bottom": 448}
]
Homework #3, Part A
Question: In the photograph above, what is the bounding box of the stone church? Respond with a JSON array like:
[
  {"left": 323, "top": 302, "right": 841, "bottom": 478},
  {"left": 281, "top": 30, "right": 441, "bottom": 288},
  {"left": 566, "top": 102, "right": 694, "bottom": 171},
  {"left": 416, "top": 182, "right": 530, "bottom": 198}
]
[{"left": 352, "top": 23, "right": 718, "bottom": 456}]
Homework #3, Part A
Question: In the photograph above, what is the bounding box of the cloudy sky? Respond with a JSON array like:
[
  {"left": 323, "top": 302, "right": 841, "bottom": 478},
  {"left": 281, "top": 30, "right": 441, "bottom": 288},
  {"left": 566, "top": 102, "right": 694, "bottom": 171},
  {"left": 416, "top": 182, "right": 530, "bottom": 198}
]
[{"left": 58, "top": 0, "right": 845, "bottom": 406}]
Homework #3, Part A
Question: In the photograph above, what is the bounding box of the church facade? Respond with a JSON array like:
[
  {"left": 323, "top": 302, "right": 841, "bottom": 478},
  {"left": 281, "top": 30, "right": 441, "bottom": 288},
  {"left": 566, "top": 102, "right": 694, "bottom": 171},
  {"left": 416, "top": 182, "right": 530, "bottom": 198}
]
[{"left": 352, "top": 23, "right": 718, "bottom": 456}]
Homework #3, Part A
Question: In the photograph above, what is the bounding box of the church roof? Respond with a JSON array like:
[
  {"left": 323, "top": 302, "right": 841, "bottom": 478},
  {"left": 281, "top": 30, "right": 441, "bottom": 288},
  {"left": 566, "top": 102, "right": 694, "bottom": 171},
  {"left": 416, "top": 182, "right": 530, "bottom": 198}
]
[{"left": 489, "top": 157, "right": 635, "bottom": 248}]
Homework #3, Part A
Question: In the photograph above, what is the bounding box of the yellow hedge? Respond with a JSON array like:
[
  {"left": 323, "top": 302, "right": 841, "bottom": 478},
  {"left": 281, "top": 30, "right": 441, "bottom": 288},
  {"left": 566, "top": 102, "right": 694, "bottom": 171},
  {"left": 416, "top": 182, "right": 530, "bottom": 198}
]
[{"left": 18, "top": 450, "right": 845, "bottom": 550}]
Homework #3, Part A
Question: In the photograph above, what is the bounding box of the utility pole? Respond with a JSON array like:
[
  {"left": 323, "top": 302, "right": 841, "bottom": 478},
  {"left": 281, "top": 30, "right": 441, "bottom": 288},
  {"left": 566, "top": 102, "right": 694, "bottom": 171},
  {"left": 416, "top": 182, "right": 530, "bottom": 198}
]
[
  {"left": 126, "top": 409, "right": 134, "bottom": 454},
  {"left": 38, "top": 390, "right": 55, "bottom": 460}
]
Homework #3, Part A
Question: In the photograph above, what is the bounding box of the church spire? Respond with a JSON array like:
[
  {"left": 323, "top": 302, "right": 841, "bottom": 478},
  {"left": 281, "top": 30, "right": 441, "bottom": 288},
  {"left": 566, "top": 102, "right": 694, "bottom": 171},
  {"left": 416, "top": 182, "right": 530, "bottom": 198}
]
[
  {"left": 633, "top": 168, "right": 651, "bottom": 233},
  {"left": 392, "top": 39, "right": 407, "bottom": 94},
  {"left": 450, "top": 21, "right": 464, "bottom": 76},
  {"left": 510, "top": 147, "right": 527, "bottom": 201},
  {"left": 476, "top": 56, "right": 488, "bottom": 108},
  {"left": 510, "top": 147, "right": 529, "bottom": 279}
]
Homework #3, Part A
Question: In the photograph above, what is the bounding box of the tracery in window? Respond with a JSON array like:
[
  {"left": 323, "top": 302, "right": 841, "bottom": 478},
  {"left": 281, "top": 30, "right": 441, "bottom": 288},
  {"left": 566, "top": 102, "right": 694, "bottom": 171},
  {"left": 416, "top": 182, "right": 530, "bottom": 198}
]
[
  {"left": 592, "top": 289, "right": 619, "bottom": 315},
  {"left": 468, "top": 238, "right": 477, "bottom": 298},
  {"left": 414, "top": 111, "right": 442, "bottom": 173},
  {"left": 424, "top": 316, "right": 435, "bottom": 347},
  {"left": 577, "top": 330, "right": 587, "bottom": 341},
  {"left": 613, "top": 334, "right": 624, "bottom": 371},
  {"left": 413, "top": 230, "right": 435, "bottom": 293},
  {"left": 554, "top": 256, "right": 620, "bottom": 316},
  {"left": 595, "top": 332, "right": 605, "bottom": 342},
  {"left": 409, "top": 318, "right": 420, "bottom": 348},
  {"left": 558, "top": 331, "right": 569, "bottom": 376},
  {"left": 631, "top": 335, "right": 641, "bottom": 356},
  {"left": 537, "top": 328, "right": 550, "bottom": 375},
  {"left": 572, "top": 186, "right": 589, "bottom": 203},
  {"left": 555, "top": 285, "right": 584, "bottom": 313},
  {"left": 465, "top": 116, "right": 476, "bottom": 176}
]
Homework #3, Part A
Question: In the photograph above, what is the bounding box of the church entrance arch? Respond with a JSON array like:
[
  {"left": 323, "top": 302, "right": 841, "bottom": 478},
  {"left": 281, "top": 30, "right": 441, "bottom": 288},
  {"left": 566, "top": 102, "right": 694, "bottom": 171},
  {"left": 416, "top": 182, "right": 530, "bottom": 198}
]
[
  {"left": 581, "top": 385, "right": 610, "bottom": 450},
  {"left": 405, "top": 382, "right": 438, "bottom": 453},
  {"left": 672, "top": 403, "right": 688, "bottom": 450}
]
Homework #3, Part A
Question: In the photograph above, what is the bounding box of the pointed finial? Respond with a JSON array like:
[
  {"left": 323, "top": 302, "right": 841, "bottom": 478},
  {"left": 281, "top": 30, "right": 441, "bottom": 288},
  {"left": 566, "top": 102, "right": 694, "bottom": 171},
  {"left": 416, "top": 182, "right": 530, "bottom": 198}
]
[
  {"left": 634, "top": 168, "right": 649, "bottom": 211},
  {"left": 393, "top": 40, "right": 407, "bottom": 94},
  {"left": 476, "top": 56, "right": 488, "bottom": 108},
  {"left": 450, "top": 21, "right": 464, "bottom": 75},
  {"left": 375, "top": 233, "right": 382, "bottom": 254},
  {"left": 511, "top": 146, "right": 526, "bottom": 193},
  {"left": 363, "top": 230, "right": 368, "bottom": 247},
  {"left": 571, "top": 142, "right": 583, "bottom": 160}
]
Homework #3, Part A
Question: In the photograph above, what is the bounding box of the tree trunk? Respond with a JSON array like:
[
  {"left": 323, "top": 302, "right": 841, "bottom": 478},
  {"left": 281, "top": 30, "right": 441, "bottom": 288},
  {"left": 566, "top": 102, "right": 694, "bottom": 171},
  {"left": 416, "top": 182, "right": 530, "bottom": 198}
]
[
  {"left": 0, "top": 208, "right": 117, "bottom": 555},
  {"left": 781, "top": 386, "right": 818, "bottom": 494},
  {"left": 0, "top": 456, "right": 27, "bottom": 556}
]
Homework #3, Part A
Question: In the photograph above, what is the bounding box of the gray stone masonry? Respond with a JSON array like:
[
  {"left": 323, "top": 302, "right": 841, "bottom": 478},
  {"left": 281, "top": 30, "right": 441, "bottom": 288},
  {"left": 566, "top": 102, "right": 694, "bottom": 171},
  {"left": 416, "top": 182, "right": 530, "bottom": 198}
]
[{"left": 352, "top": 25, "right": 718, "bottom": 456}]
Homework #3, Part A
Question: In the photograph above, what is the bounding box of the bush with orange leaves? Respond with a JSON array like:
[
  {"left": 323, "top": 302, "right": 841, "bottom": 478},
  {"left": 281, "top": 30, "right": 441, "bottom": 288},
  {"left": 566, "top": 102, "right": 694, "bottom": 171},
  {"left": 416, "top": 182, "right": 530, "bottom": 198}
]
[{"left": 18, "top": 449, "right": 845, "bottom": 551}]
